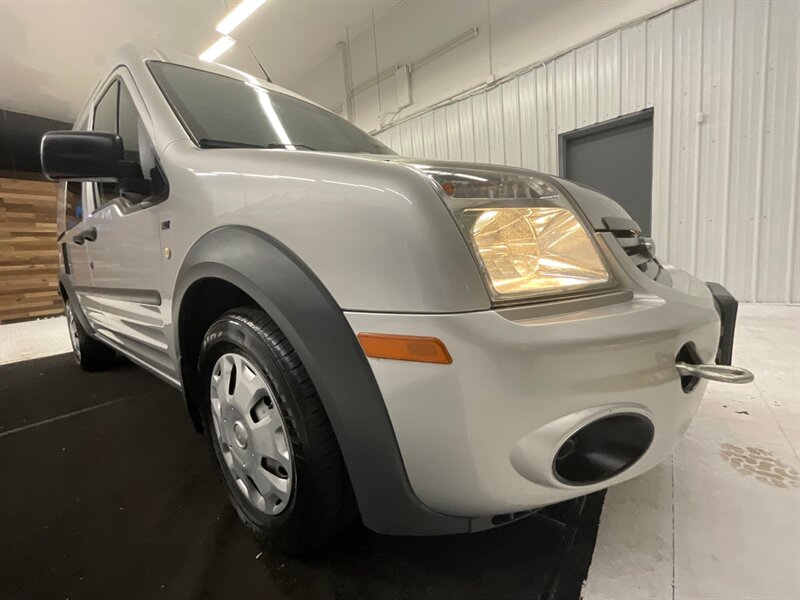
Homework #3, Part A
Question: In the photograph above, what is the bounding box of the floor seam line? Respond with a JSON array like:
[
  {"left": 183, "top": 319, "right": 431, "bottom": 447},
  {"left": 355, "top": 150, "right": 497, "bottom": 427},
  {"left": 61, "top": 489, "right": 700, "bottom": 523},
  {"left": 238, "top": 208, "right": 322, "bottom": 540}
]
[
  {"left": 671, "top": 454, "right": 676, "bottom": 600},
  {"left": 751, "top": 380, "right": 799, "bottom": 460},
  {"left": 0, "top": 350, "right": 73, "bottom": 367},
  {"left": 0, "top": 396, "right": 135, "bottom": 438}
]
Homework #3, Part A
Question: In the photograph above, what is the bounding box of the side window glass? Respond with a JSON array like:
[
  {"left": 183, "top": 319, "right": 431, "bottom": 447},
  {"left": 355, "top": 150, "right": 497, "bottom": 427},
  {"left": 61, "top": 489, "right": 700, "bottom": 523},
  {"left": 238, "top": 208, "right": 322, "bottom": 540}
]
[
  {"left": 118, "top": 84, "right": 140, "bottom": 164},
  {"left": 57, "top": 115, "right": 89, "bottom": 236},
  {"left": 92, "top": 81, "right": 120, "bottom": 207},
  {"left": 64, "top": 182, "right": 83, "bottom": 230},
  {"left": 118, "top": 82, "right": 166, "bottom": 198}
]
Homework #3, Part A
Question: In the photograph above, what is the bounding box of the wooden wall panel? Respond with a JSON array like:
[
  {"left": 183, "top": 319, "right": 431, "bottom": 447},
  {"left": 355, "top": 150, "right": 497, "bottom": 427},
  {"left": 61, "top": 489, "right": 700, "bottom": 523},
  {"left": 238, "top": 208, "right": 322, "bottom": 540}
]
[{"left": 0, "top": 177, "right": 63, "bottom": 323}]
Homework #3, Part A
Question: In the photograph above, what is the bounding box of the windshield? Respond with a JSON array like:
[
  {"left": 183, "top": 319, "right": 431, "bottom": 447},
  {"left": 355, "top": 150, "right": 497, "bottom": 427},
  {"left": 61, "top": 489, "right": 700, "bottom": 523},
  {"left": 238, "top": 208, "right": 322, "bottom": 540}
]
[{"left": 148, "top": 61, "right": 395, "bottom": 155}]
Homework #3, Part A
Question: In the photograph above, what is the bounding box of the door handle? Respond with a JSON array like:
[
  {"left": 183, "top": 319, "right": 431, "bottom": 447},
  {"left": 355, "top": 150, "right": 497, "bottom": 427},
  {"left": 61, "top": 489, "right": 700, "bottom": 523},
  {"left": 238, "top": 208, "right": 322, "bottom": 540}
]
[{"left": 72, "top": 226, "right": 97, "bottom": 245}]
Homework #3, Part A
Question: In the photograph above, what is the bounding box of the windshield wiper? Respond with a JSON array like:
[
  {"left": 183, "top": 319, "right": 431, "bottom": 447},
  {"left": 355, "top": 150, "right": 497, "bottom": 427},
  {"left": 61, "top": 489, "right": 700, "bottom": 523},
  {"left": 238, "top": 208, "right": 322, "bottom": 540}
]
[
  {"left": 198, "top": 138, "right": 267, "bottom": 149},
  {"left": 267, "top": 143, "right": 317, "bottom": 151},
  {"left": 198, "top": 138, "right": 318, "bottom": 151}
]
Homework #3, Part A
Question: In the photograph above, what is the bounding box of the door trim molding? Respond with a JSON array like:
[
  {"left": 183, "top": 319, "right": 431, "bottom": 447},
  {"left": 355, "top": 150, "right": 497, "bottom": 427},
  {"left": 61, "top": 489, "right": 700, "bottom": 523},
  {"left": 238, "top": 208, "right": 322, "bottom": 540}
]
[{"left": 74, "top": 285, "right": 162, "bottom": 306}]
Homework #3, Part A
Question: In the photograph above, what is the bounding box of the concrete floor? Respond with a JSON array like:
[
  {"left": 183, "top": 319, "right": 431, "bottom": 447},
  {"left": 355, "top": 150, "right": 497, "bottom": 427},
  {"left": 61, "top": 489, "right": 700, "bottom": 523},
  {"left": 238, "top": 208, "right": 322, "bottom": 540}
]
[
  {"left": 1, "top": 303, "right": 798, "bottom": 598},
  {"left": 584, "top": 304, "right": 800, "bottom": 600},
  {"left": 0, "top": 316, "right": 72, "bottom": 364}
]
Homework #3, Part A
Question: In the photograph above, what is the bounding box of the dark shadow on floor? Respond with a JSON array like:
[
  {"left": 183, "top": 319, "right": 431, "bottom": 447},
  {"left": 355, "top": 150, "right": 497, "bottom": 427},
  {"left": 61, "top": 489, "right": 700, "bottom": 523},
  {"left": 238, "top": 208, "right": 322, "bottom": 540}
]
[{"left": 0, "top": 354, "right": 603, "bottom": 599}]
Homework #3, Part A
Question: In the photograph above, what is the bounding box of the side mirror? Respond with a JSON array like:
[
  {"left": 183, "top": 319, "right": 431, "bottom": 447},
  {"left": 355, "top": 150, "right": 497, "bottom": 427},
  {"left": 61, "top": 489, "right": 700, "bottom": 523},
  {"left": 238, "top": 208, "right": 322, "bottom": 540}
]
[{"left": 41, "top": 131, "right": 140, "bottom": 183}]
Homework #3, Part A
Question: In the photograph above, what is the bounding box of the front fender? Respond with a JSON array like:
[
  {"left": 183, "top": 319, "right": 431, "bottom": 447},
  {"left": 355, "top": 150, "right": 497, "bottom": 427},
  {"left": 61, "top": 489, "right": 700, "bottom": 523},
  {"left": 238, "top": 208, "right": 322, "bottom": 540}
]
[{"left": 173, "top": 225, "right": 472, "bottom": 535}]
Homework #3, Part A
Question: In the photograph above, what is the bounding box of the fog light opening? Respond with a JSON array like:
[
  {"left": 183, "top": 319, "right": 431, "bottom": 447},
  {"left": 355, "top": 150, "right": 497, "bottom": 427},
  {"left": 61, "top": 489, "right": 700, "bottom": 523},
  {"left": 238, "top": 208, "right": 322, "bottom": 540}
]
[
  {"left": 556, "top": 436, "right": 576, "bottom": 460},
  {"left": 553, "top": 414, "right": 654, "bottom": 486}
]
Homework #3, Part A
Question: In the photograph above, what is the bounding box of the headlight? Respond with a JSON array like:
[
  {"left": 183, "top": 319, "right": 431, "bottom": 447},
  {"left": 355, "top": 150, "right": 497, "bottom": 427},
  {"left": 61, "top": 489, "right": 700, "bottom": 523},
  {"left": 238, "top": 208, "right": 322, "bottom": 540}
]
[{"left": 421, "top": 167, "right": 611, "bottom": 302}]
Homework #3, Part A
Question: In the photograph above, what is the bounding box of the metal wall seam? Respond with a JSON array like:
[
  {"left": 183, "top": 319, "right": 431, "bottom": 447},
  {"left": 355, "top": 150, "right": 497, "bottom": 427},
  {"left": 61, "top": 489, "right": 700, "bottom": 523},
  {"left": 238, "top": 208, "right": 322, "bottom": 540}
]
[
  {"left": 621, "top": 22, "right": 647, "bottom": 115},
  {"left": 546, "top": 62, "right": 558, "bottom": 173},
  {"left": 647, "top": 10, "right": 674, "bottom": 261},
  {"left": 555, "top": 51, "right": 576, "bottom": 134},
  {"left": 394, "top": 123, "right": 405, "bottom": 154},
  {"left": 790, "top": 7, "right": 800, "bottom": 303},
  {"left": 502, "top": 78, "right": 522, "bottom": 167},
  {"left": 458, "top": 100, "right": 476, "bottom": 162},
  {"left": 401, "top": 121, "right": 414, "bottom": 156},
  {"left": 534, "top": 66, "right": 550, "bottom": 173},
  {"left": 597, "top": 30, "right": 622, "bottom": 122},
  {"left": 445, "top": 104, "right": 462, "bottom": 161},
  {"left": 690, "top": 0, "right": 705, "bottom": 276},
  {"left": 487, "top": 85, "right": 505, "bottom": 164},
  {"left": 518, "top": 70, "right": 539, "bottom": 170},
  {"left": 749, "top": 0, "right": 772, "bottom": 300},
  {"left": 758, "top": 0, "right": 799, "bottom": 302},
  {"left": 472, "top": 93, "right": 490, "bottom": 164},
  {"left": 725, "top": 0, "right": 769, "bottom": 300},
  {"left": 791, "top": 109, "right": 800, "bottom": 303},
  {"left": 695, "top": 0, "right": 735, "bottom": 285},
  {"left": 433, "top": 107, "right": 448, "bottom": 159},
  {"left": 410, "top": 119, "right": 425, "bottom": 157},
  {"left": 422, "top": 112, "right": 436, "bottom": 158},
  {"left": 575, "top": 41, "right": 598, "bottom": 128},
  {"left": 675, "top": 1, "right": 702, "bottom": 273},
  {"left": 394, "top": 122, "right": 405, "bottom": 154},
  {"left": 717, "top": 0, "right": 736, "bottom": 292}
]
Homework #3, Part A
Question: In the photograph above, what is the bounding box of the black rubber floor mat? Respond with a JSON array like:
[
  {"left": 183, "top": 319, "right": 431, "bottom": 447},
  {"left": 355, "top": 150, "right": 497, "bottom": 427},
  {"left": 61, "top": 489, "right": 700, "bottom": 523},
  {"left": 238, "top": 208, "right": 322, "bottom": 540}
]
[{"left": 0, "top": 353, "right": 602, "bottom": 599}]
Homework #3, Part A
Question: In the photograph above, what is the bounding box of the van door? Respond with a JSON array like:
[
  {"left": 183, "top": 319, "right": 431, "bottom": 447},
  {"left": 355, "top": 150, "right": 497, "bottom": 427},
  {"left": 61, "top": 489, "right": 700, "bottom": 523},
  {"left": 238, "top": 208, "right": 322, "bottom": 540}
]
[{"left": 80, "top": 74, "right": 176, "bottom": 383}]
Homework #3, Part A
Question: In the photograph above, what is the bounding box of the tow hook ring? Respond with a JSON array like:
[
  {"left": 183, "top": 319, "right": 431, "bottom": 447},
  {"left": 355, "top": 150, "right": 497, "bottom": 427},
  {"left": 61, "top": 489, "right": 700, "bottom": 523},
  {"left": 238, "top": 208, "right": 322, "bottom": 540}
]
[{"left": 675, "top": 362, "right": 754, "bottom": 384}]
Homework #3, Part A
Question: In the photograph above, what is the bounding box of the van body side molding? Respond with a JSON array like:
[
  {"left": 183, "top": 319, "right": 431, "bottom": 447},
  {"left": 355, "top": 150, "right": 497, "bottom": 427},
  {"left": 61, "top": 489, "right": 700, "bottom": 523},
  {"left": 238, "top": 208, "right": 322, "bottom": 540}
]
[{"left": 74, "top": 285, "right": 162, "bottom": 306}]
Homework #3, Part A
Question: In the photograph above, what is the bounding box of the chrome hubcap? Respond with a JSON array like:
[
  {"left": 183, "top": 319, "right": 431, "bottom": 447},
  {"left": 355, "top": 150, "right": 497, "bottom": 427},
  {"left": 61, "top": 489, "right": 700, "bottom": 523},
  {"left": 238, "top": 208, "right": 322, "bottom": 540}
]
[
  {"left": 210, "top": 353, "right": 293, "bottom": 515},
  {"left": 66, "top": 304, "right": 81, "bottom": 362}
]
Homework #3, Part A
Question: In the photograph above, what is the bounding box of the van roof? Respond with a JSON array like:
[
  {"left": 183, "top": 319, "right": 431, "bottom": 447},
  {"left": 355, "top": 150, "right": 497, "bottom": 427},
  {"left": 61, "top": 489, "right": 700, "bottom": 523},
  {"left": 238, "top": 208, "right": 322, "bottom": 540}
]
[{"left": 91, "top": 43, "right": 327, "bottom": 112}]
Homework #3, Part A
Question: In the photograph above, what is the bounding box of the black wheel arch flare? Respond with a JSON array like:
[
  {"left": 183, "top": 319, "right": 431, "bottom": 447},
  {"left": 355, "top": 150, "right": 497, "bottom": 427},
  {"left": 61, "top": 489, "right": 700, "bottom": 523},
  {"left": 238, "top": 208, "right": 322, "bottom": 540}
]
[
  {"left": 172, "top": 225, "right": 472, "bottom": 535},
  {"left": 58, "top": 271, "right": 95, "bottom": 337}
]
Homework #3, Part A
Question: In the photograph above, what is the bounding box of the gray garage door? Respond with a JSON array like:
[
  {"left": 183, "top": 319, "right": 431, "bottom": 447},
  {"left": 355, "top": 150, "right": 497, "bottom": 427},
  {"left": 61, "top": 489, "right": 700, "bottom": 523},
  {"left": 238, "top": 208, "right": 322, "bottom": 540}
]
[{"left": 562, "top": 111, "right": 654, "bottom": 236}]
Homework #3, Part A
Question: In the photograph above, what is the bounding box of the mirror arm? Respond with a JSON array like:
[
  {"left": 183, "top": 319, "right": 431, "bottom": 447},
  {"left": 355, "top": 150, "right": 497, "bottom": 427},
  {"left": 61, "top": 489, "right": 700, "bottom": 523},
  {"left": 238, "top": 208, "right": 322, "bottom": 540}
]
[
  {"left": 120, "top": 179, "right": 152, "bottom": 201},
  {"left": 116, "top": 160, "right": 150, "bottom": 201}
]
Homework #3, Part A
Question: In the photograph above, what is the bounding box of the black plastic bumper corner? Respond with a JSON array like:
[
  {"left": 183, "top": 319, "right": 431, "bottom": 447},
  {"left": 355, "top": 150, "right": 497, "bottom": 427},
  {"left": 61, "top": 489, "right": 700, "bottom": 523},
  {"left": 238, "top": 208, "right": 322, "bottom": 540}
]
[{"left": 707, "top": 281, "right": 738, "bottom": 366}]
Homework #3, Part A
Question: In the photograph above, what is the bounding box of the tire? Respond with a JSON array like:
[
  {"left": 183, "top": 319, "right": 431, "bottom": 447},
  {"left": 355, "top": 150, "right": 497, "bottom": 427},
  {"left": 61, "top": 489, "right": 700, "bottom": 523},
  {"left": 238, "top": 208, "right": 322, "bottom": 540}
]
[
  {"left": 198, "top": 308, "right": 355, "bottom": 555},
  {"left": 65, "top": 300, "right": 116, "bottom": 372}
]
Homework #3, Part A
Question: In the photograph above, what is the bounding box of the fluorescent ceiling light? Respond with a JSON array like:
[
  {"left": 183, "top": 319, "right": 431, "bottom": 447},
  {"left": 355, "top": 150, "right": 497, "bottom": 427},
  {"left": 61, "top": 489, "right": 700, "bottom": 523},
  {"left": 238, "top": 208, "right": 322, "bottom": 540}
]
[
  {"left": 254, "top": 87, "right": 294, "bottom": 148},
  {"left": 199, "top": 36, "right": 236, "bottom": 62},
  {"left": 216, "top": 0, "right": 266, "bottom": 35}
]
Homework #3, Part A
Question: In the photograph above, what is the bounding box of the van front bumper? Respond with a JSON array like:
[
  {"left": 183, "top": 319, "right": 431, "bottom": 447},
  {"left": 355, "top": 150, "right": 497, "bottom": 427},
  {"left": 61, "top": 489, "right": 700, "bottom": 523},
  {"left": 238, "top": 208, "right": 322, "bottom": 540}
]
[{"left": 344, "top": 271, "right": 721, "bottom": 521}]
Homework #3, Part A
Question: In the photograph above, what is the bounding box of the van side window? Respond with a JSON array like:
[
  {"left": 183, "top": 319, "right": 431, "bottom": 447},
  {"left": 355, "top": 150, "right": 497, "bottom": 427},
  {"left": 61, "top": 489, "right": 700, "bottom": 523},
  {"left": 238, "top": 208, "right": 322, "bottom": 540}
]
[
  {"left": 118, "top": 84, "right": 140, "bottom": 164},
  {"left": 91, "top": 78, "right": 165, "bottom": 208},
  {"left": 92, "top": 81, "right": 120, "bottom": 206},
  {"left": 118, "top": 83, "right": 166, "bottom": 198},
  {"left": 57, "top": 115, "right": 89, "bottom": 236},
  {"left": 65, "top": 182, "right": 83, "bottom": 231}
]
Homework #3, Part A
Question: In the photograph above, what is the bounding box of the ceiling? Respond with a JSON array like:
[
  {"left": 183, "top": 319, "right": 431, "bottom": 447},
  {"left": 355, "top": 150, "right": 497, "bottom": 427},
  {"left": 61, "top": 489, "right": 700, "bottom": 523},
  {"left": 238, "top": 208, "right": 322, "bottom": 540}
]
[{"left": 0, "top": 0, "right": 396, "bottom": 123}]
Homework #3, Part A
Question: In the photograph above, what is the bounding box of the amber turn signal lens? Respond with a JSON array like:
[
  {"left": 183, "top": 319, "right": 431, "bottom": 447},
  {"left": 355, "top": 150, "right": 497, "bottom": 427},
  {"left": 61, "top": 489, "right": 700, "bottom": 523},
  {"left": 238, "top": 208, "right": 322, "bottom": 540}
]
[
  {"left": 357, "top": 333, "right": 453, "bottom": 364},
  {"left": 441, "top": 181, "right": 456, "bottom": 196}
]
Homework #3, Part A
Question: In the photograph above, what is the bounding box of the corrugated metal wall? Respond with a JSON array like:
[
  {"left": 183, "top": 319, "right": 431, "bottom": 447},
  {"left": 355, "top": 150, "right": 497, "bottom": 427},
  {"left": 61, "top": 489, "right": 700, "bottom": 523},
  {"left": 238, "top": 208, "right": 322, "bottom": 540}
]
[{"left": 375, "top": 0, "right": 799, "bottom": 303}]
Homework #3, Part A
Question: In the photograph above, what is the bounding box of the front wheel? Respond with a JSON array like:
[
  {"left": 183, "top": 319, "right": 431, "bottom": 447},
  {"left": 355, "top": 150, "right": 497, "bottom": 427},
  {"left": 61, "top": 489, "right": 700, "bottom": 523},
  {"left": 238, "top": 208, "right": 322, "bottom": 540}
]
[
  {"left": 65, "top": 300, "right": 116, "bottom": 371},
  {"left": 198, "top": 308, "right": 354, "bottom": 555}
]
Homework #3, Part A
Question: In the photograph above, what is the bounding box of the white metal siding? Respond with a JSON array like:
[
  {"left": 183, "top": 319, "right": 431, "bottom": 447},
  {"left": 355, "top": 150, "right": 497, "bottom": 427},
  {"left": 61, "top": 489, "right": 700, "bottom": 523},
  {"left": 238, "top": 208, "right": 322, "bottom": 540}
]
[{"left": 376, "top": 0, "right": 800, "bottom": 303}]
